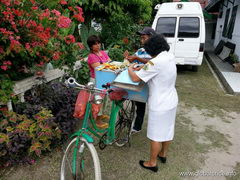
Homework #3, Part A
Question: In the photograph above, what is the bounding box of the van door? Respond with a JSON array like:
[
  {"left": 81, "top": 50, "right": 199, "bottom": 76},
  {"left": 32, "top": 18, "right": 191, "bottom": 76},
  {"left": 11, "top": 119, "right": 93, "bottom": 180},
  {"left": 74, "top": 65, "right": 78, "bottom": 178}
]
[
  {"left": 154, "top": 17, "right": 177, "bottom": 54},
  {"left": 175, "top": 17, "right": 200, "bottom": 58}
]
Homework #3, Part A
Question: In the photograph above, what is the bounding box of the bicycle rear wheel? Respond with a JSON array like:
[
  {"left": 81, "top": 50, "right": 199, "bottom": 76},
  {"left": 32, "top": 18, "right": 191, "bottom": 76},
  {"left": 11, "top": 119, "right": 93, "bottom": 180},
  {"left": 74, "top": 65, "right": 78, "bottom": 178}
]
[
  {"left": 115, "top": 100, "right": 136, "bottom": 147},
  {"left": 60, "top": 137, "right": 101, "bottom": 180}
]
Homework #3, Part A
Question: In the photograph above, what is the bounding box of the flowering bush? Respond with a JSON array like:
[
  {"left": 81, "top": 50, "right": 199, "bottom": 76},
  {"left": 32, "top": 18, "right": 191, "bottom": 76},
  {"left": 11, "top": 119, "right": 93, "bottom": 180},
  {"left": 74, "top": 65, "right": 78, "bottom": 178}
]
[{"left": 0, "top": 0, "right": 85, "bottom": 103}]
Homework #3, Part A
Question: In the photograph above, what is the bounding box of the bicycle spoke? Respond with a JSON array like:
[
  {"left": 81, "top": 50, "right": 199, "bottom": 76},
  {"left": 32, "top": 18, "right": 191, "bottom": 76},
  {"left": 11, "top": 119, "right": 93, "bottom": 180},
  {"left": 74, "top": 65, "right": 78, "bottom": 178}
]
[
  {"left": 115, "top": 100, "right": 136, "bottom": 147},
  {"left": 65, "top": 151, "right": 74, "bottom": 179}
]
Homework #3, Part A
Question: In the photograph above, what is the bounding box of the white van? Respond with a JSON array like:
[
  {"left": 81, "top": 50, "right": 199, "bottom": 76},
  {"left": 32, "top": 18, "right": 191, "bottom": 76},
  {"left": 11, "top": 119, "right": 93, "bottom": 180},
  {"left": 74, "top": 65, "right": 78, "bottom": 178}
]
[{"left": 152, "top": 2, "right": 205, "bottom": 71}]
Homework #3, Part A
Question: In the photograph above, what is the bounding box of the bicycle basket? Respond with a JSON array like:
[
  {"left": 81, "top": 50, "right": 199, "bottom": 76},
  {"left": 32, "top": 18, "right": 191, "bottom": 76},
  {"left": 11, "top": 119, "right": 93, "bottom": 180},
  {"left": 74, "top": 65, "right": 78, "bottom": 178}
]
[{"left": 109, "top": 88, "right": 128, "bottom": 101}]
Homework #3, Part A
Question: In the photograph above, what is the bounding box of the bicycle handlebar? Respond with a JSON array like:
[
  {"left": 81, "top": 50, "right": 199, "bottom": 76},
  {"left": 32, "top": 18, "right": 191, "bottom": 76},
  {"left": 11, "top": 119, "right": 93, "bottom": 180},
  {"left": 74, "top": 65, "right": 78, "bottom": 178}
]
[{"left": 67, "top": 77, "right": 106, "bottom": 93}]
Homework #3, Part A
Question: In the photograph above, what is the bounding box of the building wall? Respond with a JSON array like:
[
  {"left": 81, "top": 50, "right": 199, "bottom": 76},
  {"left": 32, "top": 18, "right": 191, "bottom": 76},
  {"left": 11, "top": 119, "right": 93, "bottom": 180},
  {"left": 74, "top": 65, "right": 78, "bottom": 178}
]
[{"left": 214, "top": 0, "right": 240, "bottom": 58}]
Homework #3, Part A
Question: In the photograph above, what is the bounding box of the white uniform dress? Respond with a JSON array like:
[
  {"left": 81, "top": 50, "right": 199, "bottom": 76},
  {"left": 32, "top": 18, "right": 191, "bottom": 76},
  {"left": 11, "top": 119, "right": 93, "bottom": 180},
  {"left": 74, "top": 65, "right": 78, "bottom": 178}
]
[{"left": 136, "top": 51, "right": 178, "bottom": 142}]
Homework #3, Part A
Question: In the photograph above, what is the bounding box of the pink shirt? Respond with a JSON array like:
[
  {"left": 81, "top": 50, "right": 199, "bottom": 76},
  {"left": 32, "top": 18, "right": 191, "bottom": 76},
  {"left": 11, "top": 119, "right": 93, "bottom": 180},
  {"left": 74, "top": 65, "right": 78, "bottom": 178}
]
[{"left": 87, "top": 50, "right": 109, "bottom": 78}]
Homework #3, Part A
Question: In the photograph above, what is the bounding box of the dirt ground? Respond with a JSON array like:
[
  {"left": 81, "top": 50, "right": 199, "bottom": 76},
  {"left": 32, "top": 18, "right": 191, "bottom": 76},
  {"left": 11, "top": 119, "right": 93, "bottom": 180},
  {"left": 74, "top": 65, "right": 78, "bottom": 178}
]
[{"left": 1, "top": 57, "right": 240, "bottom": 180}]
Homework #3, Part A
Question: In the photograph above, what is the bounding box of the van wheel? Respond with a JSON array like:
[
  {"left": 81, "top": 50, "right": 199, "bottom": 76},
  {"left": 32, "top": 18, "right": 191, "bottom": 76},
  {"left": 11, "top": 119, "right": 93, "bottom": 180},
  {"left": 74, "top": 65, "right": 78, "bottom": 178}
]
[{"left": 192, "top": 66, "right": 198, "bottom": 72}]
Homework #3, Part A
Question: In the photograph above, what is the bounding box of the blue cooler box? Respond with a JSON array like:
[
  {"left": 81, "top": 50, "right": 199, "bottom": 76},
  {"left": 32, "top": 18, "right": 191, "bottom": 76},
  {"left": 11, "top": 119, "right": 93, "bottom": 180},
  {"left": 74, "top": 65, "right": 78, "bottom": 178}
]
[{"left": 95, "top": 67, "right": 148, "bottom": 103}]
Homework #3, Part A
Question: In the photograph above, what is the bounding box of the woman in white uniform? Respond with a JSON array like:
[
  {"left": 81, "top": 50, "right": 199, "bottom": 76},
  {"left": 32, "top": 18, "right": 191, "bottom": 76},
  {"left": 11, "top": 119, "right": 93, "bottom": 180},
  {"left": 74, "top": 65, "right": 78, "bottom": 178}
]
[{"left": 128, "top": 34, "right": 178, "bottom": 172}]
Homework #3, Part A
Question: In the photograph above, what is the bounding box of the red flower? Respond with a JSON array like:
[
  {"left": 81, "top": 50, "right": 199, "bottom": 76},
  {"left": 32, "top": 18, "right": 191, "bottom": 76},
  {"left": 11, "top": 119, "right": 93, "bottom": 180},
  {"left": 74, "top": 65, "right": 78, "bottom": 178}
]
[
  {"left": 64, "top": 35, "right": 75, "bottom": 44},
  {"left": 13, "top": 9, "right": 23, "bottom": 16},
  {"left": 0, "top": 28, "right": 14, "bottom": 36},
  {"left": 3, "top": 61, "right": 12, "bottom": 66},
  {"left": 10, "top": 39, "right": 22, "bottom": 52},
  {"left": 39, "top": 9, "right": 50, "bottom": 20},
  {"left": 36, "top": 61, "right": 44, "bottom": 67},
  {"left": 51, "top": 9, "right": 61, "bottom": 16},
  {"left": 123, "top": 37, "right": 129, "bottom": 44},
  {"left": 68, "top": 6, "right": 73, "bottom": 11},
  {"left": 73, "top": 14, "right": 84, "bottom": 22},
  {"left": 57, "top": 16, "right": 71, "bottom": 28},
  {"left": 75, "top": 6, "right": 83, "bottom": 13},
  {"left": 26, "top": 20, "right": 37, "bottom": 28},
  {"left": 1, "top": 65, "right": 8, "bottom": 71},
  {"left": 76, "top": 42, "right": 84, "bottom": 49},
  {"left": 32, "top": 6, "right": 38, "bottom": 10},
  {"left": 25, "top": 43, "right": 31, "bottom": 49},
  {"left": 60, "top": 0, "right": 67, "bottom": 5},
  {"left": 1, "top": 0, "right": 11, "bottom": 6},
  {"left": 53, "top": 52, "right": 61, "bottom": 60},
  {"left": 30, "top": 0, "right": 35, "bottom": 4},
  {"left": 14, "top": 0, "right": 21, "bottom": 5}
]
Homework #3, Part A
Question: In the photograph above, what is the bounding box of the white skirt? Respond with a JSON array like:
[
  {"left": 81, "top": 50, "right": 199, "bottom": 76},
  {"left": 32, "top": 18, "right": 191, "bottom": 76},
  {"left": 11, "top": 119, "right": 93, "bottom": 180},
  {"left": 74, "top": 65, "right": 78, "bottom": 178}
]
[{"left": 147, "top": 107, "right": 177, "bottom": 142}]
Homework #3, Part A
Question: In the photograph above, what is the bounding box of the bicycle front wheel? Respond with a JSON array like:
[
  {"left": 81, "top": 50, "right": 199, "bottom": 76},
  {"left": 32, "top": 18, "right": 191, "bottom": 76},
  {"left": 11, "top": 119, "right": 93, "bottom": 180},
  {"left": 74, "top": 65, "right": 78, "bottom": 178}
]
[{"left": 60, "top": 137, "right": 101, "bottom": 180}]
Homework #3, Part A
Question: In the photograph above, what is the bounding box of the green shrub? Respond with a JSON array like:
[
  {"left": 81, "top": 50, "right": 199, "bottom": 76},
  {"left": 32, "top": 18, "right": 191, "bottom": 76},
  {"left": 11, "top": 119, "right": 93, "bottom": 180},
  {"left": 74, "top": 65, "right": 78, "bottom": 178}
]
[{"left": 108, "top": 48, "right": 124, "bottom": 62}]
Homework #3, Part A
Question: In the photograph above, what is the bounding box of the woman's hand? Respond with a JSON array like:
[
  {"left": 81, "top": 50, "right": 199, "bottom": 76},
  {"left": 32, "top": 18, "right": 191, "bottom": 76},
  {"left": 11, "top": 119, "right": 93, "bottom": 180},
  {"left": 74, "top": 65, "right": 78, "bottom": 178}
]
[
  {"left": 129, "top": 63, "right": 136, "bottom": 70},
  {"left": 128, "top": 63, "right": 141, "bottom": 82},
  {"left": 129, "top": 63, "right": 142, "bottom": 71},
  {"left": 127, "top": 56, "right": 138, "bottom": 63}
]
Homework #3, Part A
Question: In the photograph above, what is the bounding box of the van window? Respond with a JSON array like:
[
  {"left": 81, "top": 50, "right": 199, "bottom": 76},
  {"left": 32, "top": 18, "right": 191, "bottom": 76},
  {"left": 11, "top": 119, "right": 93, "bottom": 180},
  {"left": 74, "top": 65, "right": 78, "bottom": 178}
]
[
  {"left": 178, "top": 17, "right": 199, "bottom": 38},
  {"left": 156, "top": 17, "right": 176, "bottom": 37}
]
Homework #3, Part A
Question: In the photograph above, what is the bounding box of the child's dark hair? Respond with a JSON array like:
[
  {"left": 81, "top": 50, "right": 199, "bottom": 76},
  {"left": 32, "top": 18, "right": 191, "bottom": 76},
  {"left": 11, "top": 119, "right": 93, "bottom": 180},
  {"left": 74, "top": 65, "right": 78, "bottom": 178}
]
[
  {"left": 144, "top": 34, "right": 170, "bottom": 57},
  {"left": 87, "top": 35, "right": 101, "bottom": 50}
]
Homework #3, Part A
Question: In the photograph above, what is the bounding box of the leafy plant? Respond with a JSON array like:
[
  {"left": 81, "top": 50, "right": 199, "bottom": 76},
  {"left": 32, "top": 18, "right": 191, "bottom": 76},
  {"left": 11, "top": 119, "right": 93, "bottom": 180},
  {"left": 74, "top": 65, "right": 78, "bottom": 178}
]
[
  {"left": 0, "top": 108, "right": 60, "bottom": 166},
  {"left": 101, "top": 16, "right": 143, "bottom": 51},
  {"left": 108, "top": 48, "right": 124, "bottom": 62},
  {"left": 80, "top": 0, "right": 152, "bottom": 25},
  {"left": 75, "top": 60, "right": 90, "bottom": 85},
  {"left": 0, "top": 75, "right": 14, "bottom": 104},
  {"left": 229, "top": 53, "right": 239, "bottom": 63},
  {"left": 19, "top": 82, "right": 79, "bottom": 136}
]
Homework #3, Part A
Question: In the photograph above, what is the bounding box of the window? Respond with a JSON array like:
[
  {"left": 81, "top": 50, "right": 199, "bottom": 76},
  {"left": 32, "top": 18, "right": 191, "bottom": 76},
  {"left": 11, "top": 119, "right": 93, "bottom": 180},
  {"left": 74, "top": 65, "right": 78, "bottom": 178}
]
[
  {"left": 156, "top": 17, "right": 176, "bottom": 37},
  {"left": 222, "top": 8, "right": 230, "bottom": 37},
  {"left": 227, "top": 5, "right": 238, "bottom": 39},
  {"left": 178, "top": 17, "right": 199, "bottom": 38}
]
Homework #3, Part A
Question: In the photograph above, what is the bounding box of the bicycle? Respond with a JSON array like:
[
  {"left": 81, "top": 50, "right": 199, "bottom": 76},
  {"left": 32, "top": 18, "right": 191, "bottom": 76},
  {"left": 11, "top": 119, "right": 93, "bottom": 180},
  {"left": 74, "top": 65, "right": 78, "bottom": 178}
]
[{"left": 60, "top": 78, "right": 136, "bottom": 180}]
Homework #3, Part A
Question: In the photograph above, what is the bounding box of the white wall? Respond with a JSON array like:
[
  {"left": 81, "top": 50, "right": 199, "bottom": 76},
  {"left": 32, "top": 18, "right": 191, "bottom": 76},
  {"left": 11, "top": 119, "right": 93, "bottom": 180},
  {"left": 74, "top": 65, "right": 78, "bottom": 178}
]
[{"left": 214, "top": 0, "right": 240, "bottom": 59}]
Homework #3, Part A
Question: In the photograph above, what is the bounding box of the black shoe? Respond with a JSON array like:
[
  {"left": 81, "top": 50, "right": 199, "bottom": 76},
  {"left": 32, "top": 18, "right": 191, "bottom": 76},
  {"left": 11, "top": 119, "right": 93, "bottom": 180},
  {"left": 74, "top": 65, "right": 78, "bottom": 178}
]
[
  {"left": 157, "top": 155, "right": 167, "bottom": 163},
  {"left": 139, "top": 160, "right": 158, "bottom": 172}
]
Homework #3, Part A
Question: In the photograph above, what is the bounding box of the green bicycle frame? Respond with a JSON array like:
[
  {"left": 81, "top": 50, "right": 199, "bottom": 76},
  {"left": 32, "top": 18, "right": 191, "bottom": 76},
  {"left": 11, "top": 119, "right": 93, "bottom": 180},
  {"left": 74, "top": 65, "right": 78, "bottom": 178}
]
[{"left": 69, "top": 93, "right": 124, "bottom": 175}]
